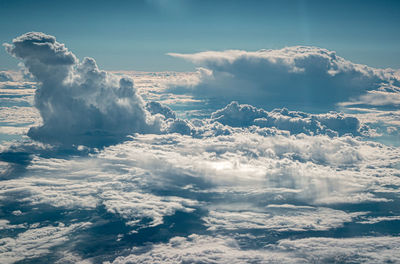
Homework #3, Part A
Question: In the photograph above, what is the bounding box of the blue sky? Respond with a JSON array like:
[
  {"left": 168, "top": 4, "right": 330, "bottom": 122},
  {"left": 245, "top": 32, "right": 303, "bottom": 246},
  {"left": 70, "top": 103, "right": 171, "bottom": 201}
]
[{"left": 1, "top": 0, "right": 400, "bottom": 71}]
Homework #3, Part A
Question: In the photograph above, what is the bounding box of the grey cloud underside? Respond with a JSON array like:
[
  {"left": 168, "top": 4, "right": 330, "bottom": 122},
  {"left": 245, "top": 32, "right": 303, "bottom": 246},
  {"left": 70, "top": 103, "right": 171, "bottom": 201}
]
[{"left": 168, "top": 48, "right": 400, "bottom": 112}]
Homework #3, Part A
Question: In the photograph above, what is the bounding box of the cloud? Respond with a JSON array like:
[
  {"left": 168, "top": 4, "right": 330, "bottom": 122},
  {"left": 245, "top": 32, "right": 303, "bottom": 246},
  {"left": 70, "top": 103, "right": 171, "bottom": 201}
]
[
  {"left": 2, "top": 33, "right": 400, "bottom": 263},
  {"left": 358, "top": 215, "right": 400, "bottom": 224},
  {"left": 109, "top": 234, "right": 400, "bottom": 263},
  {"left": 209, "top": 101, "right": 365, "bottom": 136},
  {"left": 146, "top": 101, "right": 176, "bottom": 119},
  {"left": 0, "top": 106, "right": 40, "bottom": 125},
  {"left": 108, "top": 234, "right": 302, "bottom": 264},
  {"left": 1, "top": 128, "right": 399, "bottom": 262},
  {"left": 278, "top": 236, "right": 400, "bottom": 263},
  {"left": 101, "top": 190, "right": 198, "bottom": 227},
  {"left": 340, "top": 90, "right": 400, "bottom": 109},
  {"left": 0, "top": 71, "right": 14, "bottom": 82},
  {"left": 0, "top": 222, "right": 90, "bottom": 264},
  {"left": 168, "top": 47, "right": 400, "bottom": 111},
  {"left": 3, "top": 129, "right": 396, "bottom": 216},
  {"left": 4, "top": 32, "right": 161, "bottom": 147},
  {"left": 204, "top": 206, "right": 365, "bottom": 232}
]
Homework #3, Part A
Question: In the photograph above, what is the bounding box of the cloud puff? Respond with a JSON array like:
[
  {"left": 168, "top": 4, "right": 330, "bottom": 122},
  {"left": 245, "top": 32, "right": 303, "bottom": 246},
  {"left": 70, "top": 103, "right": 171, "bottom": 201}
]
[
  {"left": 209, "top": 101, "right": 364, "bottom": 136},
  {"left": 4, "top": 32, "right": 161, "bottom": 147},
  {"left": 169, "top": 47, "right": 400, "bottom": 111},
  {"left": 0, "top": 71, "right": 14, "bottom": 82},
  {"left": 109, "top": 234, "right": 400, "bottom": 264},
  {"left": 145, "top": 101, "right": 176, "bottom": 119}
]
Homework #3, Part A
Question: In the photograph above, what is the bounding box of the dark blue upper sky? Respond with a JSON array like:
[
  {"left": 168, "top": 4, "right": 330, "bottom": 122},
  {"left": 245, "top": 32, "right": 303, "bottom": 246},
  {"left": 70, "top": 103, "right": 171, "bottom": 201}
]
[{"left": 1, "top": 0, "right": 399, "bottom": 71}]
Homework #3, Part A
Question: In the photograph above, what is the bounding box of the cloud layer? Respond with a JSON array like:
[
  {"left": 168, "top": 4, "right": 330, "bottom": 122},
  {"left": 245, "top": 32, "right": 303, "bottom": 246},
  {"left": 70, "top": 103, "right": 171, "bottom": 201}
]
[{"left": 1, "top": 33, "right": 400, "bottom": 263}]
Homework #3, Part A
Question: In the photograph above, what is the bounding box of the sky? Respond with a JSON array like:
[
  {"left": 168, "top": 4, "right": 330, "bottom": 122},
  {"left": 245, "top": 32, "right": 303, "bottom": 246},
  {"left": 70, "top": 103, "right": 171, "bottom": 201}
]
[
  {"left": 1, "top": 0, "right": 400, "bottom": 71},
  {"left": 1, "top": 1, "right": 400, "bottom": 263}
]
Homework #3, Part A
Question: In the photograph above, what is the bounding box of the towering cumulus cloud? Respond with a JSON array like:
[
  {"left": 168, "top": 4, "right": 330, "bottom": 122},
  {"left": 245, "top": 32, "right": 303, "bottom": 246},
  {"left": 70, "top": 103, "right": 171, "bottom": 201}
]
[
  {"left": 4, "top": 32, "right": 160, "bottom": 147},
  {"left": 169, "top": 47, "right": 400, "bottom": 111}
]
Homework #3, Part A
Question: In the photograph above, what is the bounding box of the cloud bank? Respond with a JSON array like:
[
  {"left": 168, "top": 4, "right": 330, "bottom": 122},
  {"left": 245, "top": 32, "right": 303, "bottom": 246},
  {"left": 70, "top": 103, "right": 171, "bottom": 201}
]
[
  {"left": 169, "top": 47, "right": 400, "bottom": 111},
  {"left": 4, "top": 32, "right": 161, "bottom": 147}
]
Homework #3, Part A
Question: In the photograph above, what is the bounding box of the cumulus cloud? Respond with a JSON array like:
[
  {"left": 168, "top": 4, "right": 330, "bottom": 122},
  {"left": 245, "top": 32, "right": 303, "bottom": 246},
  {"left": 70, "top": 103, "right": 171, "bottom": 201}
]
[
  {"left": 210, "top": 101, "right": 365, "bottom": 136},
  {"left": 145, "top": 101, "right": 176, "bottom": 119},
  {"left": 0, "top": 71, "right": 14, "bottom": 82},
  {"left": 4, "top": 32, "right": 161, "bottom": 147},
  {"left": 141, "top": 100, "right": 370, "bottom": 138},
  {"left": 169, "top": 47, "right": 400, "bottom": 111}
]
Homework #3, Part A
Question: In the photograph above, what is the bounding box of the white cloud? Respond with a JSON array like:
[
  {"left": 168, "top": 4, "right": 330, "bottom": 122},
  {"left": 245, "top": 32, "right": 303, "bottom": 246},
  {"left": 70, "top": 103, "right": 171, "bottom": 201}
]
[
  {"left": 0, "top": 106, "right": 40, "bottom": 127},
  {"left": 108, "top": 234, "right": 303, "bottom": 264},
  {"left": 0, "top": 222, "right": 90, "bottom": 264},
  {"left": 340, "top": 90, "right": 400, "bottom": 108},
  {"left": 278, "top": 236, "right": 400, "bottom": 263},
  {"left": 108, "top": 234, "right": 400, "bottom": 264},
  {"left": 4, "top": 32, "right": 162, "bottom": 147},
  {"left": 1, "top": 33, "right": 400, "bottom": 264},
  {"left": 2, "top": 129, "right": 397, "bottom": 221},
  {"left": 101, "top": 190, "right": 197, "bottom": 227},
  {"left": 209, "top": 101, "right": 365, "bottom": 136},
  {"left": 0, "top": 71, "right": 14, "bottom": 82},
  {"left": 0, "top": 126, "right": 29, "bottom": 135},
  {"left": 0, "top": 120, "right": 399, "bottom": 262},
  {"left": 169, "top": 47, "right": 400, "bottom": 111},
  {"left": 358, "top": 215, "right": 400, "bottom": 224},
  {"left": 204, "top": 207, "right": 365, "bottom": 232},
  {"left": 0, "top": 219, "right": 25, "bottom": 230}
]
